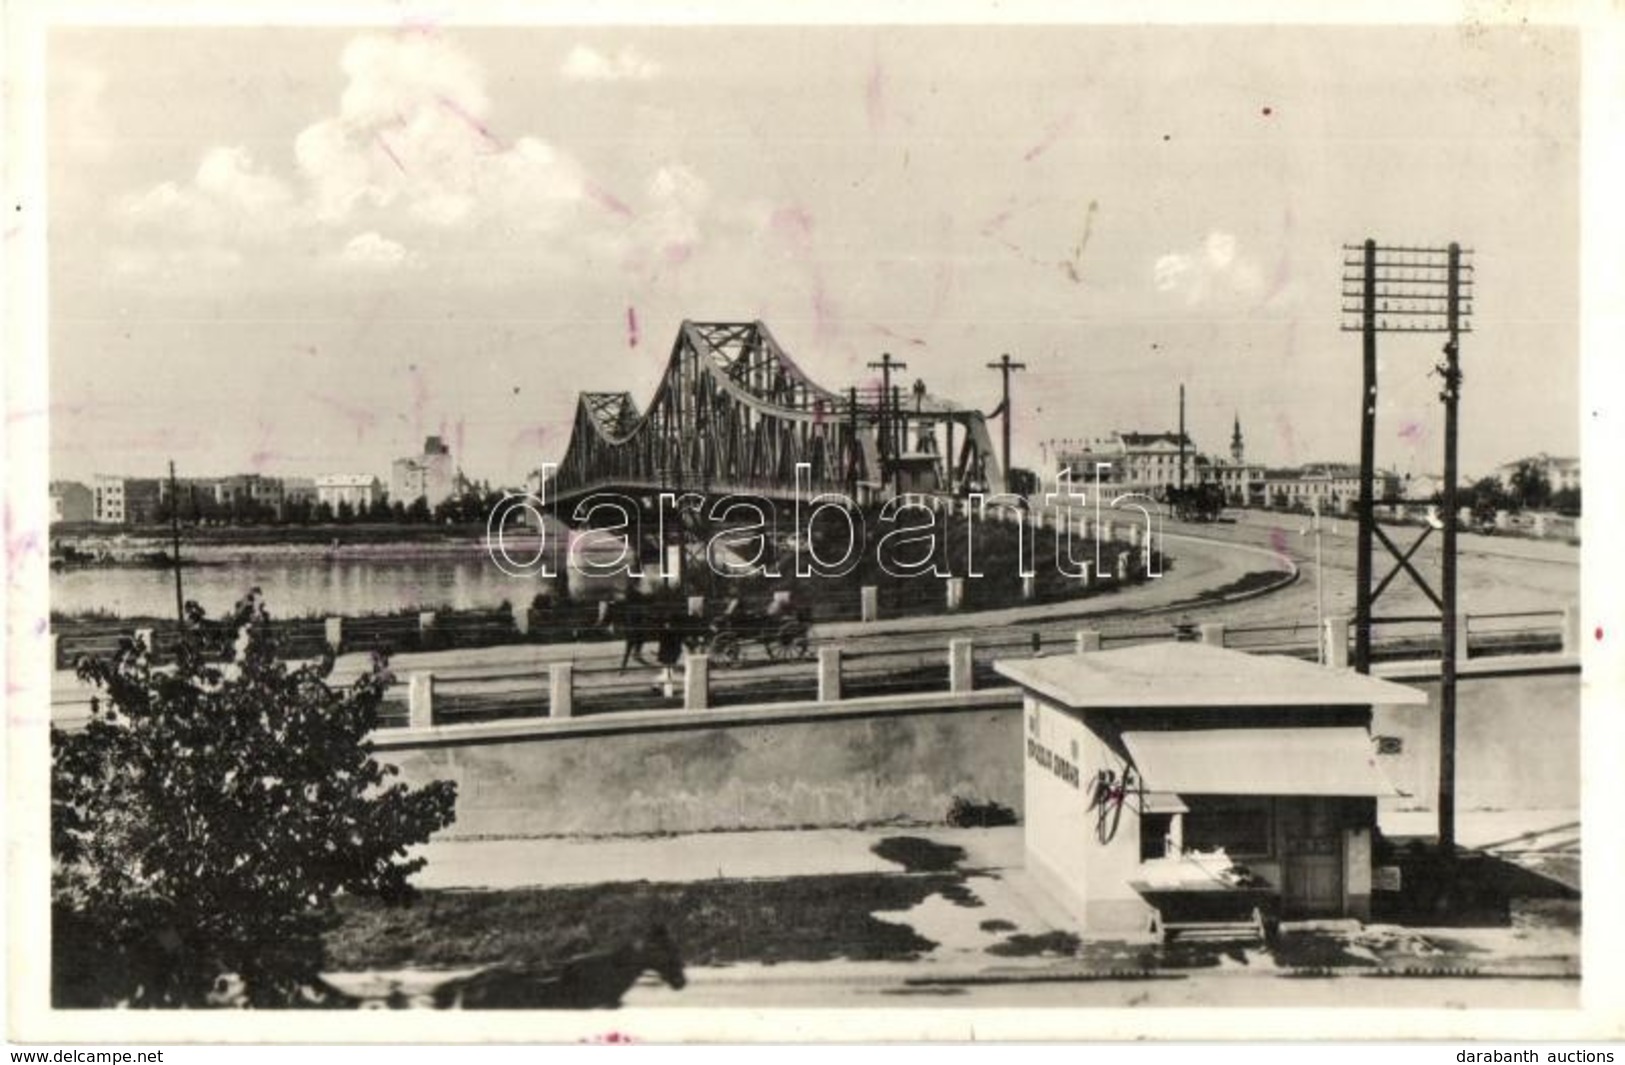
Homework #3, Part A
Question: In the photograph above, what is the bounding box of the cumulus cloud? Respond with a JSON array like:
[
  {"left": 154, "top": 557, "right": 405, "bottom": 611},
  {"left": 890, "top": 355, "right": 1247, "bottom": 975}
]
[
  {"left": 109, "top": 33, "right": 703, "bottom": 279},
  {"left": 292, "top": 33, "right": 590, "bottom": 232},
  {"left": 559, "top": 43, "right": 660, "bottom": 82},
  {"left": 120, "top": 146, "right": 297, "bottom": 242},
  {"left": 331, "top": 231, "right": 417, "bottom": 270},
  {"left": 1152, "top": 231, "right": 1266, "bottom": 307}
]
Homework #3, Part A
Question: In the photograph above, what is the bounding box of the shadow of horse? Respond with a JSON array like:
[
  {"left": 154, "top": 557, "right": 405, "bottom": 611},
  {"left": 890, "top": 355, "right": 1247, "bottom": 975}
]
[{"left": 430, "top": 925, "right": 687, "bottom": 1010}]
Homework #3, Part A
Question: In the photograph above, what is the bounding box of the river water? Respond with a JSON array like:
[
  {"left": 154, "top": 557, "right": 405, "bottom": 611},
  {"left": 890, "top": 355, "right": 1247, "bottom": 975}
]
[{"left": 49, "top": 555, "right": 574, "bottom": 619}]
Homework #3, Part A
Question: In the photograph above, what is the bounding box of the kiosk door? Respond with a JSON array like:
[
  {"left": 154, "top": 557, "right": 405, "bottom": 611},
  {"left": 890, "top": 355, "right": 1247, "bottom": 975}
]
[{"left": 1280, "top": 798, "right": 1344, "bottom": 917}]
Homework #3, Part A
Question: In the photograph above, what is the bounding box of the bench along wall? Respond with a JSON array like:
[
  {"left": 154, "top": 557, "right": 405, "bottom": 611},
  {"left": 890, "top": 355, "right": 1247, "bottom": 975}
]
[{"left": 373, "top": 691, "right": 1022, "bottom": 838}]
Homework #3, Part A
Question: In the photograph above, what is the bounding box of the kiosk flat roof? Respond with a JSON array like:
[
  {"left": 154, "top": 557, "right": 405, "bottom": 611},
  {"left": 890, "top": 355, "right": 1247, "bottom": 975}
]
[{"left": 993, "top": 642, "right": 1428, "bottom": 709}]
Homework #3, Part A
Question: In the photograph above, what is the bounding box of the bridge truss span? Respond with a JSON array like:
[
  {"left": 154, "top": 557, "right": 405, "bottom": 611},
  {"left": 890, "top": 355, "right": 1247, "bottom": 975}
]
[{"left": 551, "top": 320, "right": 1003, "bottom": 506}]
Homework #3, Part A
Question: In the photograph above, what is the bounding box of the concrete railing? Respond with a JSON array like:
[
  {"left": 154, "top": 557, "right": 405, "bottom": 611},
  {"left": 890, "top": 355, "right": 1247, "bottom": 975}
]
[
  {"left": 395, "top": 602, "right": 1580, "bottom": 729},
  {"left": 401, "top": 628, "right": 1113, "bottom": 724}
]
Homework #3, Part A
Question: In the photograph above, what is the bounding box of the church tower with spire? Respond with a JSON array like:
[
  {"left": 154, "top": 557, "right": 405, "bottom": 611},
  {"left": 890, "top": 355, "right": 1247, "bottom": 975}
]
[{"left": 1230, "top": 413, "right": 1245, "bottom": 464}]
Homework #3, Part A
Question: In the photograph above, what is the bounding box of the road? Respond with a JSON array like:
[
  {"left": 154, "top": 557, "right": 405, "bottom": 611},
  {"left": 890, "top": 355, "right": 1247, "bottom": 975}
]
[{"left": 47, "top": 510, "right": 1578, "bottom": 725}]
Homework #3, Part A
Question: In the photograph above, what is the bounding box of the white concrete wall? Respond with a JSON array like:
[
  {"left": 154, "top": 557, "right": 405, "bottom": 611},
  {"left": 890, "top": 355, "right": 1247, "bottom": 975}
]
[{"left": 1023, "top": 695, "right": 1155, "bottom": 934}]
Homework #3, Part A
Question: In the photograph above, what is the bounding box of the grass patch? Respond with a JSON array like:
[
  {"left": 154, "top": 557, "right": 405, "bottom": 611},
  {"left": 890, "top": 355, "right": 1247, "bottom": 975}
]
[
  {"left": 1189, "top": 568, "right": 1292, "bottom": 603},
  {"left": 325, "top": 873, "right": 959, "bottom": 972}
]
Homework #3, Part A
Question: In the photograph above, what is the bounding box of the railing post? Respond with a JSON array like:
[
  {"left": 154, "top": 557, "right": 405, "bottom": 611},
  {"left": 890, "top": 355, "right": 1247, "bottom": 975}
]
[
  {"left": 1324, "top": 617, "right": 1350, "bottom": 669},
  {"left": 946, "top": 577, "right": 965, "bottom": 611},
  {"left": 1075, "top": 630, "right": 1102, "bottom": 653},
  {"left": 408, "top": 672, "right": 435, "bottom": 729},
  {"left": 687, "top": 595, "right": 706, "bottom": 618},
  {"left": 1021, "top": 574, "right": 1036, "bottom": 601},
  {"left": 860, "top": 585, "right": 879, "bottom": 623},
  {"left": 1115, "top": 550, "right": 1131, "bottom": 583},
  {"left": 1077, "top": 561, "right": 1093, "bottom": 590},
  {"left": 324, "top": 616, "right": 344, "bottom": 652},
  {"left": 1562, "top": 604, "right": 1581, "bottom": 656},
  {"left": 549, "top": 662, "right": 573, "bottom": 719},
  {"left": 949, "top": 638, "right": 974, "bottom": 693},
  {"left": 684, "top": 653, "right": 710, "bottom": 710},
  {"left": 817, "top": 646, "right": 842, "bottom": 702},
  {"left": 418, "top": 611, "right": 437, "bottom": 647},
  {"left": 510, "top": 601, "right": 530, "bottom": 637},
  {"left": 1199, "top": 622, "right": 1225, "bottom": 647}
]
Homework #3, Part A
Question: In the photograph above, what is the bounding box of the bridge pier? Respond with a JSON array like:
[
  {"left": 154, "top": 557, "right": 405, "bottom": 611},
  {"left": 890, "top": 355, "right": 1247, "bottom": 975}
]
[
  {"left": 1075, "top": 630, "right": 1102, "bottom": 653},
  {"left": 325, "top": 616, "right": 344, "bottom": 652},
  {"left": 1199, "top": 622, "right": 1226, "bottom": 648},
  {"left": 946, "top": 577, "right": 965, "bottom": 611}
]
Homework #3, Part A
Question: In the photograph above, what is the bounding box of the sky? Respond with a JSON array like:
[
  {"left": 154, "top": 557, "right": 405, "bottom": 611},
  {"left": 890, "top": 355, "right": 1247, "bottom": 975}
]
[{"left": 44, "top": 22, "right": 1581, "bottom": 488}]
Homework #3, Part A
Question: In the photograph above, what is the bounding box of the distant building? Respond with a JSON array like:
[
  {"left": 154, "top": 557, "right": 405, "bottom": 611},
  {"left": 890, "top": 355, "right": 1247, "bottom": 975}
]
[
  {"left": 1402, "top": 473, "right": 1447, "bottom": 502},
  {"left": 1052, "top": 430, "right": 1202, "bottom": 499},
  {"left": 1215, "top": 463, "right": 1267, "bottom": 508},
  {"left": 282, "top": 477, "right": 318, "bottom": 507},
  {"left": 212, "top": 474, "right": 285, "bottom": 515},
  {"left": 1259, "top": 464, "right": 1398, "bottom": 513},
  {"left": 391, "top": 435, "right": 457, "bottom": 508},
  {"left": 49, "top": 481, "right": 94, "bottom": 524},
  {"left": 92, "top": 475, "right": 162, "bottom": 525},
  {"left": 315, "top": 474, "right": 383, "bottom": 511},
  {"left": 1496, "top": 453, "right": 1580, "bottom": 496}
]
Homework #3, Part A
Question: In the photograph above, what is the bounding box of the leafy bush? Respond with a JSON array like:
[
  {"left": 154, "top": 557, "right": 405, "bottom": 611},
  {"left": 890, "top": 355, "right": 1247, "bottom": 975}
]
[{"left": 51, "top": 591, "right": 458, "bottom": 1007}]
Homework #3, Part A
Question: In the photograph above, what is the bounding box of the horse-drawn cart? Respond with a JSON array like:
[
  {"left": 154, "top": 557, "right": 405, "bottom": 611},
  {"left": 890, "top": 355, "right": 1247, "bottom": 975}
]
[{"left": 706, "top": 608, "right": 813, "bottom": 667}]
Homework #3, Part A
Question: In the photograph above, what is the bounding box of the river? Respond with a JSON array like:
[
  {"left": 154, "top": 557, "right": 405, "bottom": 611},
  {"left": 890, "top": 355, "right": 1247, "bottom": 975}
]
[{"left": 48, "top": 554, "right": 577, "bottom": 620}]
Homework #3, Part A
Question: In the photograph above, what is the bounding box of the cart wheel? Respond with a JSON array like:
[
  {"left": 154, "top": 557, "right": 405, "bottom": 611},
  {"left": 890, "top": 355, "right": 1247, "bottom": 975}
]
[
  {"left": 712, "top": 633, "right": 741, "bottom": 667},
  {"left": 764, "top": 634, "right": 784, "bottom": 660},
  {"left": 786, "top": 624, "right": 811, "bottom": 660}
]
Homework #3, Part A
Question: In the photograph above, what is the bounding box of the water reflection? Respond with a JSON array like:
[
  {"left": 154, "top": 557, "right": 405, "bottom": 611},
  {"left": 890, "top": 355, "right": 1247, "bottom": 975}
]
[{"left": 50, "top": 557, "right": 568, "bottom": 619}]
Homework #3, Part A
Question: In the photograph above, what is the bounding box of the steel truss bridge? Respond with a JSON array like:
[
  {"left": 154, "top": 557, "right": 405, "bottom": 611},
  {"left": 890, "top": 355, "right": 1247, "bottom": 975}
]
[{"left": 549, "top": 321, "right": 1005, "bottom": 508}]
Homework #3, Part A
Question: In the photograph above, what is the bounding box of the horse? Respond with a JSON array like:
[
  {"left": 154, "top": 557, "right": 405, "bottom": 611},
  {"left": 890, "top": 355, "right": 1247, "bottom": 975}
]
[
  {"left": 598, "top": 596, "right": 707, "bottom": 673},
  {"left": 430, "top": 925, "right": 687, "bottom": 1010}
]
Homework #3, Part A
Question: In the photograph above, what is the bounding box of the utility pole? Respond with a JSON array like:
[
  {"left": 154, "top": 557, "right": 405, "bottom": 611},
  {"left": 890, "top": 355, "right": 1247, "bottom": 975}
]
[
  {"left": 847, "top": 386, "right": 861, "bottom": 497},
  {"left": 1355, "top": 239, "right": 1377, "bottom": 673},
  {"left": 1177, "top": 383, "right": 1187, "bottom": 492},
  {"left": 986, "top": 353, "right": 1027, "bottom": 491},
  {"left": 867, "top": 353, "right": 907, "bottom": 496},
  {"left": 1340, "top": 239, "right": 1473, "bottom": 854},
  {"left": 1304, "top": 501, "right": 1325, "bottom": 664},
  {"left": 168, "top": 460, "right": 185, "bottom": 628},
  {"left": 1439, "top": 242, "right": 1465, "bottom": 854}
]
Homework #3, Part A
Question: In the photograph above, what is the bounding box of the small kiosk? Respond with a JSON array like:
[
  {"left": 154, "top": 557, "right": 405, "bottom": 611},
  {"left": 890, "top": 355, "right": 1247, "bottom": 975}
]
[{"left": 995, "top": 643, "right": 1427, "bottom": 938}]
